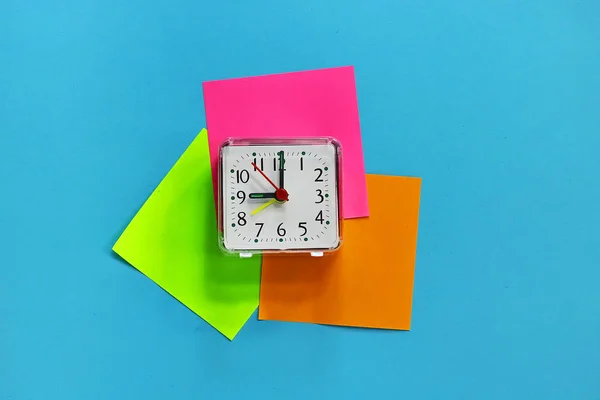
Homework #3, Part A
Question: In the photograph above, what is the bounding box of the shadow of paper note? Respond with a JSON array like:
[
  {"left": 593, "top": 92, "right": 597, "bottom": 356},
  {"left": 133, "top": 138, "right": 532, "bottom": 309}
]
[{"left": 112, "top": 129, "right": 261, "bottom": 340}]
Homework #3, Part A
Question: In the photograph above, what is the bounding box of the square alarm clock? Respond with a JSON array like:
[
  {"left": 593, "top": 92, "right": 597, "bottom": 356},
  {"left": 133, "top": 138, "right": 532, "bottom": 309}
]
[{"left": 218, "top": 138, "right": 342, "bottom": 258}]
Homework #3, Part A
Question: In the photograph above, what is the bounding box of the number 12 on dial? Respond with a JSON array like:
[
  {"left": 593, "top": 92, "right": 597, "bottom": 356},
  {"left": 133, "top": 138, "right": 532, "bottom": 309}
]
[{"left": 218, "top": 138, "right": 342, "bottom": 257}]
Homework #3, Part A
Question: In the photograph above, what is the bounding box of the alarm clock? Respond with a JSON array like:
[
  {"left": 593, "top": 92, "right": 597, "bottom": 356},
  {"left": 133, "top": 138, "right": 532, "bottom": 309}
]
[{"left": 218, "top": 138, "right": 342, "bottom": 257}]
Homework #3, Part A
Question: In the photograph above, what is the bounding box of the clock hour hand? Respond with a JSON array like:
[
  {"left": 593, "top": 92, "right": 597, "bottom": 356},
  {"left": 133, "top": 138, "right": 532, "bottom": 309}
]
[{"left": 249, "top": 192, "right": 276, "bottom": 199}]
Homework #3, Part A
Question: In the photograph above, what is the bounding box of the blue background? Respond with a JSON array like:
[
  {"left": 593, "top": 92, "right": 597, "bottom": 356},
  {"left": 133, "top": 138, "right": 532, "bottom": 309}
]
[{"left": 1, "top": 0, "right": 599, "bottom": 398}]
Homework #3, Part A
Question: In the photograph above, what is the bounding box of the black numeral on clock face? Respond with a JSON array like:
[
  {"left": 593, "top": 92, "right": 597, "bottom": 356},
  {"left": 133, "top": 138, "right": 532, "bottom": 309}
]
[
  {"left": 314, "top": 168, "right": 324, "bottom": 182},
  {"left": 315, "top": 210, "right": 324, "bottom": 224},
  {"left": 238, "top": 212, "right": 247, "bottom": 226},
  {"left": 298, "top": 222, "right": 307, "bottom": 236},
  {"left": 236, "top": 190, "right": 246, "bottom": 204},
  {"left": 277, "top": 223, "right": 286, "bottom": 236},
  {"left": 255, "top": 222, "right": 264, "bottom": 237},
  {"left": 253, "top": 158, "right": 264, "bottom": 171},
  {"left": 315, "top": 189, "right": 324, "bottom": 203},
  {"left": 236, "top": 169, "right": 249, "bottom": 183}
]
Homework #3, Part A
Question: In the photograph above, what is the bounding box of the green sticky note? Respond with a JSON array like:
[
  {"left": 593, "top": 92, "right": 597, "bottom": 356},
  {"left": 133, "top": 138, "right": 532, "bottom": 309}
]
[{"left": 113, "top": 129, "right": 261, "bottom": 340}]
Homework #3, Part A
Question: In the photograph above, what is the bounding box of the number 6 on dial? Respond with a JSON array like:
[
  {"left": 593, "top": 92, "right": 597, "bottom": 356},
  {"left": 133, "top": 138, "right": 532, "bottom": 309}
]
[{"left": 218, "top": 137, "right": 343, "bottom": 258}]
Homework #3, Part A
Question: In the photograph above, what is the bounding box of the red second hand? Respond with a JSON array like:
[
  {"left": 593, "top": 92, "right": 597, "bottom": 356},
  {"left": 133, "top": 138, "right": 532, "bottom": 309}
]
[{"left": 251, "top": 162, "right": 279, "bottom": 190}]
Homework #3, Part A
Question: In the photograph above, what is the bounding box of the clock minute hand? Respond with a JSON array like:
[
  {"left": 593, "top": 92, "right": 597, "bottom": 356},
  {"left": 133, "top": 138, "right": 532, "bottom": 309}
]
[{"left": 278, "top": 151, "right": 285, "bottom": 189}]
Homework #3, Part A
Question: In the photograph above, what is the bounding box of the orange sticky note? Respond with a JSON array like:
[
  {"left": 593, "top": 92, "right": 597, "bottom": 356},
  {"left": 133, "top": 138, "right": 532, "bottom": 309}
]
[{"left": 259, "top": 174, "right": 422, "bottom": 330}]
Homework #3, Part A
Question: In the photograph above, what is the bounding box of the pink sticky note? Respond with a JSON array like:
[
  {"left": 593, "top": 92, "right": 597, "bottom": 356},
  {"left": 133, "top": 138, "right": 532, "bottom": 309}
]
[{"left": 203, "top": 66, "right": 369, "bottom": 219}]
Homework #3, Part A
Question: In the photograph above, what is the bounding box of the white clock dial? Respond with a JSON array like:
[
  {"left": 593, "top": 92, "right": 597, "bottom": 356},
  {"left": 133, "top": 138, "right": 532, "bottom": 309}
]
[{"left": 220, "top": 142, "right": 340, "bottom": 252}]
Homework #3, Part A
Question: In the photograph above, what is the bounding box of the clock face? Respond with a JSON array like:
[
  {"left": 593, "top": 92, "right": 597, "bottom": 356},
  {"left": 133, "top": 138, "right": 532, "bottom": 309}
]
[{"left": 220, "top": 141, "right": 341, "bottom": 253}]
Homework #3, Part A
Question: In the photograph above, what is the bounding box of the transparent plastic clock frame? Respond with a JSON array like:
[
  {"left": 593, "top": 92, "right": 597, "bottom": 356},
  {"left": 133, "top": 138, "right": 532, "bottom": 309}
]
[{"left": 218, "top": 137, "right": 343, "bottom": 258}]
